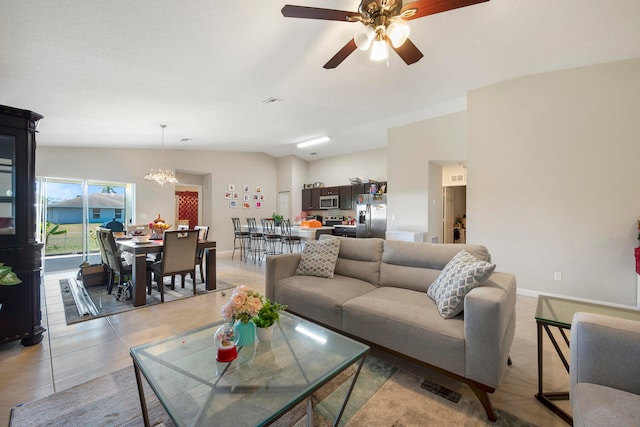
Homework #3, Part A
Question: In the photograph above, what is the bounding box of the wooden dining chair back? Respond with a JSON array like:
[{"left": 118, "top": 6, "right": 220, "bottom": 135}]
[
  {"left": 147, "top": 230, "right": 199, "bottom": 302},
  {"left": 193, "top": 225, "right": 209, "bottom": 283},
  {"left": 97, "top": 227, "right": 132, "bottom": 294}
]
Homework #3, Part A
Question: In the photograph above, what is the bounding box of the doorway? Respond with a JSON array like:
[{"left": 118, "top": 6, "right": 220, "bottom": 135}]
[{"left": 442, "top": 164, "right": 467, "bottom": 244}]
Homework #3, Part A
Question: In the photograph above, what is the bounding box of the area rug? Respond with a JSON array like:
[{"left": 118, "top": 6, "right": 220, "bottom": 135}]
[
  {"left": 60, "top": 278, "right": 235, "bottom": 325},
  {"left": 9, "top": 356, "right": 537, "bottom": 427}
]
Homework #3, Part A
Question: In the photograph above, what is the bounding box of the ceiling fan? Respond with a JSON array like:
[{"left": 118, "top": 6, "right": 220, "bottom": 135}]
[{"left": 281, "top": 0, "right": 489, "bottom": 69}]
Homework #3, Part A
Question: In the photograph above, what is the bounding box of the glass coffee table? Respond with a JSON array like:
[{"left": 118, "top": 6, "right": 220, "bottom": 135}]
[
  {"left": 130, "top": 312, "right": 369, "bottom": 427},
  {"left": 535, "top": 295, "right": 640, "bottom": 424}
]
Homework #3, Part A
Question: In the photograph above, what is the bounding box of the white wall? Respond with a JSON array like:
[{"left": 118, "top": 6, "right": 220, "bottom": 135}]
[
  {"left": 468, "top": 58, "right": 640, "bottom": 305},
  {"left": 387, "top": 112, "right": 467, "bottom": 233},
  {"left": 276, "top": 155, "right": 307, "bottom": 220},
  {"left": 36, "top": 146, "right": 278, "bottom": 252},
  {"left": 306, "top": 147, "right": 387, "bottom": 187}
]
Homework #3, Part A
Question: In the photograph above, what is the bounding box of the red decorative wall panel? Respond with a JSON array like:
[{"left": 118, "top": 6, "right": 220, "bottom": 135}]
[{"left": 176, "top": 191, "right": 198, "bottom": 228}]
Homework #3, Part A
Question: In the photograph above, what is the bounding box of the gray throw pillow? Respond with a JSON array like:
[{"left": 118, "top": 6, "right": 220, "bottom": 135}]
[
  {"left": 295, "top": 238, "right": 341, "bottom": 278},
  {"left": 427, "top": 250, "right": 496, "bottom": 319}
]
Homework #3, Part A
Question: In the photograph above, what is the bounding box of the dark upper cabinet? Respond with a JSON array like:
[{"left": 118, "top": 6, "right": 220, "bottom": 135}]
[
  {"left": 339, "top": 186, "right": 352, "bottom": 209},
  {"left": 301, "top": 188, "right": 322, "bottom": 211},
  {"left": 321, "top": 186, "right": 339, "bottom": 196},
  {"left": 351, "top": 184, "right": 365, "bottom": 208},
  {"left": 0, "top": 105, "right": 45, "bottom": 346},
  {"left": 301, "top": 188, "right": 311, "bottom": 211}
]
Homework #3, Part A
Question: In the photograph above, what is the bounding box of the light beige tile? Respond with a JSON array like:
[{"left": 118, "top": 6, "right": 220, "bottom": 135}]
[{"left": 0, "top": 253, "right": 576, "bottom": 426}]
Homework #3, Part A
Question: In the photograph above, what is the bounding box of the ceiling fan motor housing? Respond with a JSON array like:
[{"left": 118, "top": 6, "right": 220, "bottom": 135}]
[{"left": 359, "top": 0, "right": 403, "bottom": 22}]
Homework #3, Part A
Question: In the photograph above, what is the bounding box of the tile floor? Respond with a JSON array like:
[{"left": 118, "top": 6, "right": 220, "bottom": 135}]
[{"left": 0, "top": 252, "right": 570, "bottom": 426}]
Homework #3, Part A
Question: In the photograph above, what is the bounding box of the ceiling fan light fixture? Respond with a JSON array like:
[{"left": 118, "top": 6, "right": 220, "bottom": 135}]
[
  {"left": 354, "top": 25, "right": 375, "bottom": 51},
  {"left": 370, "top": 37, "right": 387, "bottom": 61},
  {"left": 387, "top": 19, "right": 410, "bottom": 48}
]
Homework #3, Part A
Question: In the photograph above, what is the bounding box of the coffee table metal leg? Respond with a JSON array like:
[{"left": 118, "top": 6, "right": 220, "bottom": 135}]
[
  {"left": 133, "top": 362, "right": 151, "bottom": 427},
  {"left": 333, "top": 355, "right": 366, "bottom": 427},
  {"left": 306, "top": 396, "right": 313, "bottom": 427}
]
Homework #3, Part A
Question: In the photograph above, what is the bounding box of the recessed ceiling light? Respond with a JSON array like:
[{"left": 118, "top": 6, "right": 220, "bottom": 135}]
[{"left": 262, "top": 97, "right": 283, "bottom": 104}]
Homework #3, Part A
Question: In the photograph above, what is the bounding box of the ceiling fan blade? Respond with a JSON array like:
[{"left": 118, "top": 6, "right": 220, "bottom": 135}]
[
  {"left": 281, "top": 5, "right": 360, "bottom": 22},
  {"left": 401, "top": 0, "right": 489, "bottom": 21},
  {"left": 323, "top": 39, "right": 358, "bottom": 69},
  {"left": 391, "top": 38, "right": 424, "bottom": 65}
]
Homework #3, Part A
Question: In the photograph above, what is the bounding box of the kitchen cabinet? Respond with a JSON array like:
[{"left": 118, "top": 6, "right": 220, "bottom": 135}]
[
  {"left": 339, "top": 186, "right": 352, "bottom": 209},
  {"left": 302, "top": 188, "right": 321, "bottom": 211},
  {"left": 0, "top": 105, "right": 45, "bottom": 346},
  {"left": 333, "top": 225, "right": 356, "bottom": 238},
  {"left": 321, "top": 186, "right": 339, "bottom": 196},
  {"left": 351, "top": 184, "right": 365, "bottom": 208}
]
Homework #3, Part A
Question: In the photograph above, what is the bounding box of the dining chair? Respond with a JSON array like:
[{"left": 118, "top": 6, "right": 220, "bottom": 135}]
[
  {"left": 246, "top": 218, "right": 265, "bottom": 264},
  {"left": 192, "top": 225, "right": 209, "bottom": 283},
  {"left": 232, "top": 217, "right": 249, "bottom": 260},
  {"left": 97, "top": 227, "right": 132, "bottom": 294},
  {"left": 280, "top": 219, "right": 302, "bottom": 253},
  {"left": 146, "top": 230, "right": 199, "bottom": 302}
]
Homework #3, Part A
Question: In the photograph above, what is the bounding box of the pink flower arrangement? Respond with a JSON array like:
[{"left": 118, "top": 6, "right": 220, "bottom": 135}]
[{"left": 221, "top": 285, "right": 263, "bottom": 323}]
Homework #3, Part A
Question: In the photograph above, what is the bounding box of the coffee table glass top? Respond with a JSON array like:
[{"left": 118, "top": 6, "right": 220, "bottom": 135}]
[
  {"left": 130, "top": 312, "right": 369, "bottom": 426},
  {"left": 535, "top": 295, "right": 640, "bottom": 328}
]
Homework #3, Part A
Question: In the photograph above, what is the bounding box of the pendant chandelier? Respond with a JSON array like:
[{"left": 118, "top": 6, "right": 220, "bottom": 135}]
[{"left": 144, "top": 124, "right": 178, "bottom": 186}]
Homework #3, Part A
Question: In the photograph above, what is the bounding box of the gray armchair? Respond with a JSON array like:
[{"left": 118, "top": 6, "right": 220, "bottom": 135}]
[{"left": 570, "top": 312, "right": 640, "bottom": 426}]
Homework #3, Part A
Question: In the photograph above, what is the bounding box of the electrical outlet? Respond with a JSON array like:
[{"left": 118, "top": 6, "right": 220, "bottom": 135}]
[{"left": 554, "top": 272, "right": 562, "bottom": 281}]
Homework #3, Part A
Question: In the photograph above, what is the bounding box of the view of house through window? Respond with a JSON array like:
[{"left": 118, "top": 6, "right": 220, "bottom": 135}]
[{"left": 37, "top": 178, "right": 134, "bottom": 273}]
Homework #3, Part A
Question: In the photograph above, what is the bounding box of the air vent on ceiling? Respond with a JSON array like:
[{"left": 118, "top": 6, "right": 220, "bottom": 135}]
[{"left": 450, "top": 174, "right": 465, "bottom": 183}]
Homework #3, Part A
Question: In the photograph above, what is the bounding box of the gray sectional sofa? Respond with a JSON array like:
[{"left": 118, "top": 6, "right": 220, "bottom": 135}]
[
  {"left": 265, "top": 237, "right": 517, "bottom": 421},
  {"left": 570, "top": 312, "right": 640, "bottom": 426}
]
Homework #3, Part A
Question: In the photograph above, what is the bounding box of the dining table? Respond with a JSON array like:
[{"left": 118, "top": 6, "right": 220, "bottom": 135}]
[{"left": 116, "top": 238, "right": 217, "bottom": 307}]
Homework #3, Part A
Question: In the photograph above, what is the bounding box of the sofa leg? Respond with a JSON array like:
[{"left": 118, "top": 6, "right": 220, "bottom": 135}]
[
  {"left": 469, "top": 385, "right": 497, "bottom": 422},
  {"left": 507, "top": 356, "right": 512, "bottom": 366}
]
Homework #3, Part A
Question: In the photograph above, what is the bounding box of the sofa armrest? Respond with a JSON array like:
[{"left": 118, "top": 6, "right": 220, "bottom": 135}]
[
  {"left": 570, "top": 312, "right": 640, "bottom": 396},
  {"left": 463, "top": 271, "right": 517, "bottom": 388},
  {"left": 265, "top": 253, "right": 301, "bottom": 301}
]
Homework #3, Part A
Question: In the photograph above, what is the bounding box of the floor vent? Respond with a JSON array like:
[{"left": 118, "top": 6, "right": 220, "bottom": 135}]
[{"left": 420, "top": 379, "right": 462, "bottom": 403}]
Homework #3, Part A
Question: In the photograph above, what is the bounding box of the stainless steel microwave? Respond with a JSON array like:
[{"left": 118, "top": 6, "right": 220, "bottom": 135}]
[{"left": 319, "top": 195, "right": 339, "bottom": 209}]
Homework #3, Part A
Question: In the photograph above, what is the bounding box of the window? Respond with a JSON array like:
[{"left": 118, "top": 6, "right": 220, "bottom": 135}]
[
  {"left": 115, "top": 208, "right": 122, "bottom": 219},
  {"left": 92, "top": 208, "right": 101, "bottom": 219}
]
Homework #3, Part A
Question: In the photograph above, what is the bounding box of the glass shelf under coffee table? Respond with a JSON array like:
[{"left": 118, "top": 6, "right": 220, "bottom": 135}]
[
  {"left": 535, "top": 295, "right": 640, "bottom": 424},
  {"left": 130, "top": 311, "right": 369, "bottom": 427}
]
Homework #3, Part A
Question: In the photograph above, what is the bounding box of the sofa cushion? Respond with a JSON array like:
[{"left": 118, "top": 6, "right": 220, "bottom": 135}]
[
  {"left": 274, "top": 274, "right": 376, "bottom": 329},
  {"left": 573, "top": 383, "right": 640, "bottom": 427},
  {"left": 333, "top": 237, "right": 384, "bottom": 285},
  {"left": 427, "top": 250, "right": 496, "bottom": 319},
  {"left": 295, "top": 238, "right": 341, "bottom": 278},
  {"left": 342, "top": 287, "right": 466, "bottom": 377}
]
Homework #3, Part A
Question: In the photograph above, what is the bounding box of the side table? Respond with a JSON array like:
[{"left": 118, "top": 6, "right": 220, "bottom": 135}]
[{"left": 535, "top": 295, "right": 640, "bottom": 424}]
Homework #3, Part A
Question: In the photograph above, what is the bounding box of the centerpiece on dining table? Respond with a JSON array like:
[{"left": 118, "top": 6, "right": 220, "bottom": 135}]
[{"left": 148, "top": 214, "right": 171, "bottom": 239}]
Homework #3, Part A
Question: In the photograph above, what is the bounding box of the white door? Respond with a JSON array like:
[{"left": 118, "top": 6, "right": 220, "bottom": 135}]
[
  {"left": 442, "top": 187, "right": 455, "bottom": 243},
  {"left": 278, "top": 191, "right": 291, "bottom": 220}
]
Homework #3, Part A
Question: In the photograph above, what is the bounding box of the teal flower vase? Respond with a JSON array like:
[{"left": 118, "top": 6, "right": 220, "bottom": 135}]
[{"left": 234, "top": 320, "right": 256, "bottom": 347}]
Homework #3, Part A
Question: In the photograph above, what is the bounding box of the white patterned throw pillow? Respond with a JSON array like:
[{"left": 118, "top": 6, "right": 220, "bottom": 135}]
[
  {"left": 295, "top": 238, "right": 341, "bottom": 279},
  {"left": 427, "top": 250, "right": 496, "bottom": 319}
]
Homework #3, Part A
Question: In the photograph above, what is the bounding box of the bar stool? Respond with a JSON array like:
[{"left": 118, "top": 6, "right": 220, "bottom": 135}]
[
  {"left": 231, "top": 217, "right": 249, "bottom": 261},
  {"left": 280, "top": 219, "right": 302, "bottom": 253},
  {"left": 261, "top": 218, "right": 282, "bottom": 256},
  {"left": 246, "top": 218, "right": 266, "bottom": 264}
]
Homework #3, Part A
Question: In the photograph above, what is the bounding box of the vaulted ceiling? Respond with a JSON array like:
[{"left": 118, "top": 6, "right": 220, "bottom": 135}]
[{"left": 1, "top": 0, "right": 639, "bottom": 160}]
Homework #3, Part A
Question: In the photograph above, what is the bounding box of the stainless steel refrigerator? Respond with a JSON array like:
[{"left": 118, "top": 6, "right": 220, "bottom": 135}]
[{"left": 356, "top": 194, "right": 387, "bottom": 238}]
